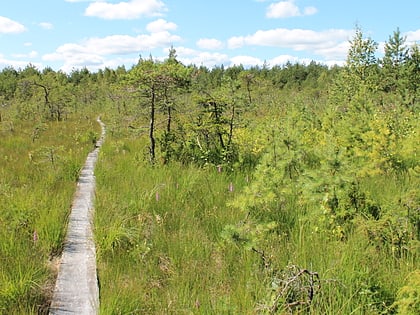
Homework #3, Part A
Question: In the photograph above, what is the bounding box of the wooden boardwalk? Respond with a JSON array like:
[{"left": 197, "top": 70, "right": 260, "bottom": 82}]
[{"left": 49, "top": 118, "right": 105, "bottom": 315}]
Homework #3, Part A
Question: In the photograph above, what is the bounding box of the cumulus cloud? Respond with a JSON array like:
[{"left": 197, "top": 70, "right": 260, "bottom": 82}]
[
  {"left": 176, "top": 48, "right": 317, "bottom": 69},
  {"left": 0, "top": 16, "right": 26, "bottom": 34},
  {"left": 196, "top": 38, "right": 224, "bottom": 50},
  {"left": 227, "top": 37, "right": 246, "bottom": 50},
  {"left": 171, "top": 46, "right": 229, "bottom": 68},
  {"left": 0, "top": 53, "right": 41, "bottom": 69},
  {"left": 266, "top": 0, "right": 317, "bottom": 18},
  {"left": 174, "top": 47, "right": 310, "bottom": 69},
  {"left": 405, "top": 29, "right": 420, "bottom": 43},
  {"left": 230, "top": 55, "right": 263, "bottom": 67},
  {"left": 314, "top": 41, "right": 350, "bottom": 61},
  {"left": 269, "top": 54, "right": 300, "bottom": 65},
  {"left": 85, "top": 0, "right": 167, "bottom": 20},
  {"left": 231, "top": 55, "right": 312, "bottom": 68},
  {"left": 186, "top": 52, "right": 230, "bottom": 68},
  {"left": 44, "top": 32, "right": 180, "bottom": 59},
  {"left": 43, "top": 19, "right": 181, "bottom": 71},
  {"left": 228, "top": 28, "right": 352, "bottom": 60},
  {"left": 231, "top": 54, "right": 340, "bottom": 68}
]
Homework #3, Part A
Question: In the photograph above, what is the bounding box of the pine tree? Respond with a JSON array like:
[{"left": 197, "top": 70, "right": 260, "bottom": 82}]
[
  {"left": 346, "top": 26, "right": 378, "bottom": 85},
  {"left": 380, "top": 28, "right": 409, "bottom": 94},
  {"left": 405, "top": 44, "right": 420, "bottom": 108}
]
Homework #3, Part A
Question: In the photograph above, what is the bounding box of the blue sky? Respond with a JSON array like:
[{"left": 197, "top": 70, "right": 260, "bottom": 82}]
[{"left": 1, "top": 0, "right": 419, "bottom": 72}]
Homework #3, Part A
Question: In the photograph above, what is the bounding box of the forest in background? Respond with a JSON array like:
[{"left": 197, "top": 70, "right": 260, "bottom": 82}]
[{"left": 0, "top": 28, "right": 419, "bottom": 314}]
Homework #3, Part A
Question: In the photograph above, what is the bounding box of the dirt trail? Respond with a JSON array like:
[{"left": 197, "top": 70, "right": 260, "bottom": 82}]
[{"left": 49, "top": 117, "right": 105, "bottom": 315}]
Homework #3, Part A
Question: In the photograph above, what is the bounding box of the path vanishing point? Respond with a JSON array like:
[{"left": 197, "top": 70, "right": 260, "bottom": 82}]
[{"left": 49, "top": 117, "right": 105, "bottom": 315}]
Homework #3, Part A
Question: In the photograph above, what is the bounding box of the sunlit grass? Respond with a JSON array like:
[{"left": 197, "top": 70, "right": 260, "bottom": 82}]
[
  {"left": 0, "top": 115, "right": 100, "bottom": 314},
  {"left": 95, "top": 127, "right": 418, "bottom": 314},
  {"left": 94, "top": 133, "right": 264, "bottom": 314}
]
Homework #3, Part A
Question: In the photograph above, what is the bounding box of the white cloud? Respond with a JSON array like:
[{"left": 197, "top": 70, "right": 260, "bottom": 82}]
[
  {"left": 228, "top": 28, "right": 352, "bottom": 60},
  {"left": 0, "top": 54, "right": 42, "bottom": 70},
  {"left": 39, "top": 22, "right": 54, "bottom": 30},
  {"left": 172, "top": 46, "right": 229, "bottom": 68},
  {"left": 43, "top": 45, "right": 106, "bottom": 72},
  {"left": 146, "top": 19, "right": 177, "bottom": 33},
  {"left": 269, "top": 54, "right": 299, "bottom": 65},
  {"left": 175, "top": 47, "right": 311, "bottom": 69},
  {"left": 43, "top": 21, "right": 181, "bottom": 71},
  {"left": 100, "top": 56, "right": 139, "bottom": 70},
  {"left": 171, "top": 46, "right": 196, "bottom": 57},
  {"left": 92, "top": 33, "right": 179, "bottom": 54},
  {"left": 177, "top": 50, "right": 320, "bottom": 69},
  {"left": 44, "top": 33, "right": 180, "bottom": 58},
  {"left": 314, "top": 41, "right": 350, "bottom": 60},
  {"left": 187, "top": 52, "right": 230, "bottom": 68},
  {"left": 85, "top": 0, "right": 167, "bottom": 20},
  {"left": 227, "top": 37, "right": 245, "bottom": 50},
  {"left": 0, "top": 16, "right": 26, "bottom": 34},
  {"left": 230, "top": 55, "right": 263, "bottom": 67},
  {"left": 377, "top": 41, "right": 386, "bottom": 55},
  {"left": 196, "top": 38, "right": 224, "bottom": 50},
  {"left": 266, "top": 0, "right": 317, "bottom": 18},
  {"left": 405, "top": 29, "right": 420, "bottom": 43},
  {"left": 267, "top": 1, "right": 299, "bottom": 18}
]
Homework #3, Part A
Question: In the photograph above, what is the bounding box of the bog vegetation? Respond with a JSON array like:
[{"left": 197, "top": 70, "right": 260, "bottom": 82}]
[{"left": 0, "top": 28, "right": 419, "bottom": 314}]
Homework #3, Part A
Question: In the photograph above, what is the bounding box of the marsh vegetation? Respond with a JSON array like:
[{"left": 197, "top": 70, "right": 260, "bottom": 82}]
[{"left": 1, "top": 29, "right": 419, "bottom": 314}]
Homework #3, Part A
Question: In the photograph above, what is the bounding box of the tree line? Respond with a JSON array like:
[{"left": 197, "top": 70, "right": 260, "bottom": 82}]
[{"left": 0, "top": 28, "right": 418, "bottom": 168}]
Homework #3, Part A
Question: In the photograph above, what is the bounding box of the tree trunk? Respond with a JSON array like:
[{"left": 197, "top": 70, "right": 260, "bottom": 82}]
[
  {"left": 33, "top": 82, "right": 54, "bottom": 120},
  {"left": 165, "top": 87, "right": 172, "bottom": 134},
  {"left": 149, "top": 86, "right": 156, "bottom": 164},
  {"left": 212, "top": 101, "right": 225, "bottom": 150},
  {"left": 167, "top": 105, "right": 172, "bottom": 133},
  {"left": 246, "top": 77, "right": 252, "bottom": 104},
  {"left": 227, "top": 102, "right": 235, "bottom": 148}
]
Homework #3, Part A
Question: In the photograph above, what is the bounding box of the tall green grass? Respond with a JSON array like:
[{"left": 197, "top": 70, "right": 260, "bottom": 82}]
[
  {"left": 95, "top": 129, "right": 418, "bottom": 314},
  {"left": 0, "top": 116, "right": 100, "bottom": 314},
  {"left": 95, "top": 135, "right": 263, "bottom": 314}
]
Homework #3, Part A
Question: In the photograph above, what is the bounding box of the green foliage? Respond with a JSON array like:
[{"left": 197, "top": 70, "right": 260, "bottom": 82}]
[
  {"left": 392, "top": 270, "right": 420, "bottom": 314},
  {"left": 221, "top": 221, "right": 277, "bottom": 250},
  {"left": 0, "top": 67, "right": 18, "bottom": 101},
  {"left": 346, "top": 26, "right": 378, "bottom": 80},
  {"left": 126, "top": 51, "right": 192, "bottom": 164},
  {"left": 381, "top": 28, "right": 409, "bottom": 93}
]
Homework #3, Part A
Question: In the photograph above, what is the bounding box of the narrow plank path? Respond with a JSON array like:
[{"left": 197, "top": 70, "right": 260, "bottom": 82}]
[{"left": 49, "top": 117, "right": 105, "bottom": 315}]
